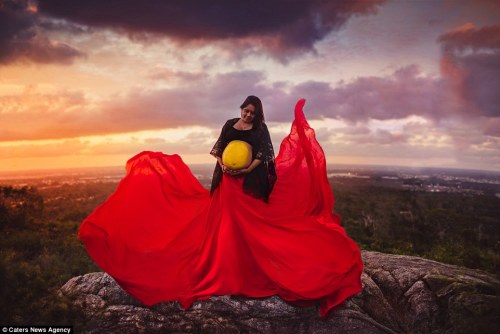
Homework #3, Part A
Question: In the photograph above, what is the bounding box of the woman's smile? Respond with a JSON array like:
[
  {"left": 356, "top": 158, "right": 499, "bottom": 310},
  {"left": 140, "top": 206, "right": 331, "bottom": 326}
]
[{"left": 241, "top": 106, "right": 256, "bottom": 123}]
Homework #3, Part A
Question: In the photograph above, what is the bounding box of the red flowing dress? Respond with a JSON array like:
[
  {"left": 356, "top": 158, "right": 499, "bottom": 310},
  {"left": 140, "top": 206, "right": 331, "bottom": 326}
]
[{"left": 78, "top": 99, "right": 363, "bottom": 318}]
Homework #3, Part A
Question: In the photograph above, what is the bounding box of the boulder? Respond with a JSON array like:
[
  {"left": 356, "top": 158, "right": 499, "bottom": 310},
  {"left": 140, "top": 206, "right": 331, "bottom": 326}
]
[{"left": 60, "top": 251, "right": 500, "bottom": 333}]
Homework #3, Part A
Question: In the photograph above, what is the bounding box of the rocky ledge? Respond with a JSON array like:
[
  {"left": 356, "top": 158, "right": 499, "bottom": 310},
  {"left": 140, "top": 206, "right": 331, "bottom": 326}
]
[{"left": 60, "top": 251, "right": 499, "bottom": 333}]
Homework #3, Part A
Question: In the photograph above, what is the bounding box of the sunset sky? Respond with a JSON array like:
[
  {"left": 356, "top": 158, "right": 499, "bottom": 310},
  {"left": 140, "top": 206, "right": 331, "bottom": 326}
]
[{"left": 1, "top": 0, "right": 500, "bottom": 172}]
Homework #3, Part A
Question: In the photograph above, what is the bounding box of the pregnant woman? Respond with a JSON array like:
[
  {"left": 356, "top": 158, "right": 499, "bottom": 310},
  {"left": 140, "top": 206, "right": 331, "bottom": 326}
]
[{"left": 78, "top": 96, "right": 363, "bottom": 318}]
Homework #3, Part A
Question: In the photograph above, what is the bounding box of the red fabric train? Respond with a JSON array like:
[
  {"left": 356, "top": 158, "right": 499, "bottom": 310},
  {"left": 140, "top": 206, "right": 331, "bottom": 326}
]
[{"left": 78, "top": 99, "right": 363, "bottom": 318}]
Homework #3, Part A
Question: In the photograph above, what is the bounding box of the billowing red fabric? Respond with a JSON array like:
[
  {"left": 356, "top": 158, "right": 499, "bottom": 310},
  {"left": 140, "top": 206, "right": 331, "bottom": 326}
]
[{"left": 79, "top": 99, "right": 363, "bottom": 318}]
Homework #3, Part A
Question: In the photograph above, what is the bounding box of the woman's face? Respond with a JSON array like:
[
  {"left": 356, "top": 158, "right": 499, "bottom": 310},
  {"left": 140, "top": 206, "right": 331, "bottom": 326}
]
[{"left": 240, "top": 104, "right": 256, "bottom": 124}]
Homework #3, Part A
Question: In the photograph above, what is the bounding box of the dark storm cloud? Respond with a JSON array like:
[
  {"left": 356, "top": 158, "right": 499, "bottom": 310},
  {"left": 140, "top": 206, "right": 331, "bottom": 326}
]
[
  {"left": 438, "top": 24, "right": 500, "bottom": 118},
  {"left": 439, "top": 24, "right": 500, "bottom": 51},
  {"left": 0, "top": 0, "right": 84, "bottom": 64},
  {"left": 37, "top": 0, "right": 385, "bottom": 56}
]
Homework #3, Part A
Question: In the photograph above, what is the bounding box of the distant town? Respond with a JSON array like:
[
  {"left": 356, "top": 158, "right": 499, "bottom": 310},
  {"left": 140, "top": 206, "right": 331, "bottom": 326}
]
[
  {"left": 326, "top": 165, "right": 500, "bottom": 197},
  {"left": 1, "top": 164, "right": 499, "bottom": 198}
]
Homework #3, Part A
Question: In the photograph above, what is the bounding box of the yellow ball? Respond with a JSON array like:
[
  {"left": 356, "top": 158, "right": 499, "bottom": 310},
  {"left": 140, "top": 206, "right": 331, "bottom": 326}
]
[{"left": 222, "top": 140, "right": 252, "bottom": 169}]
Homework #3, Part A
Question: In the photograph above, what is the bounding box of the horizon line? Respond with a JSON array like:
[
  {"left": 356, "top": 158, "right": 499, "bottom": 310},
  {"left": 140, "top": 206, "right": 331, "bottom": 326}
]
[{"left": 1, "top": 162, "right": 499, "bottom": 177}]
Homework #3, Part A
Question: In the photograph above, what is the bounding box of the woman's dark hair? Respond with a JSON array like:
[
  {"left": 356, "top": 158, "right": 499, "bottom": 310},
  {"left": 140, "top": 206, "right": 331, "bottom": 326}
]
[{"left": 240, "top": 95, "right": 264, "bottom": 127}]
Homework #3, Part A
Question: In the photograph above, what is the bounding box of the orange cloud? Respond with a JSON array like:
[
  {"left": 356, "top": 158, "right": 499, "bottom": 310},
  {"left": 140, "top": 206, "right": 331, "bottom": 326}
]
[{"left": 0, "top": 71, "right": 277, "bottom": 141}]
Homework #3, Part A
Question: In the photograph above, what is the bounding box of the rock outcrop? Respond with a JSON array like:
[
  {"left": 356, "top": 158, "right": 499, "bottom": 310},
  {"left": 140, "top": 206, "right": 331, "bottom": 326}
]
[{"left": 60, "top": 251, "right": 499, "bottom": 333}]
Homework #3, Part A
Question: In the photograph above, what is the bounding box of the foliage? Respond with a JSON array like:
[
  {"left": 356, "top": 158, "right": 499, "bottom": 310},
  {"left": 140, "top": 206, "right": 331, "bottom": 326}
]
[
  {"left": 333, "top": 179, "right": 500, "bottom": 277},
  {"left": 0, "top": 186, "right": 43, "bottom": 229},
  {"left": 0, "top": 184, "right": 100, "bottom": 327}
]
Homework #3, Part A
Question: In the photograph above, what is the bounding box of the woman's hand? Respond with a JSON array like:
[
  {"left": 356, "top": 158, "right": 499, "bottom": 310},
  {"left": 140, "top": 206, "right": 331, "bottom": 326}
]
[
  {"left": 222, "top": 158, "right": 261, "bottom": 176},
  {"left": 223, "top": 166, "right": 251, "bottom": 176},
  {"left": 222, "top": 165, "right": 235, "bottom": 175},
  {"left": 232, "top": 168, "right": 251, "bottom": 175}
]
